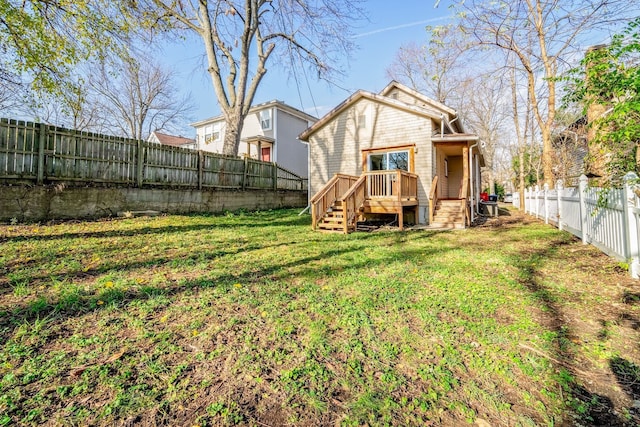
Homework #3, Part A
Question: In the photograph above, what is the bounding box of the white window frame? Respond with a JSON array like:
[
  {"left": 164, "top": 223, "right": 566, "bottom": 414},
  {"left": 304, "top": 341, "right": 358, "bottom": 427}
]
[
  {"left": 203, "top": 123, "right": 222, "bottom": 144},
  {"left": 212, "top": 123, "right": 221, "bottom": 142},
  {"left": 203, "top": 125, "right": 213, "bottom": 144},
  {"left": 358, "top": 114, "right": 367, "bottom": 129},
  {"left": 260, "top": 109, "right": 272, "bottom": 131}
]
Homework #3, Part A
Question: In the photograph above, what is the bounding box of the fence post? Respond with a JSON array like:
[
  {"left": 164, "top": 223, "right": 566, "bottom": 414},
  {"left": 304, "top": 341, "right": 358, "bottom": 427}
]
[
  {"left": 198, "top": 150, "right": 204, "bottom": 190},
  {"left": 136, "top": 140, "right": 144, "bottom": 187},
  {"left": 37, "top": 123, "right": 47, "bottom": 185},
  {"left": 272, "top": 162, "right": 278, "bottom": 191},
  {"left": 543, "top": 183, "right": 549, "bottom": 224},
  {"left": 242, "top": 156, "right": 248, "bottom": 190},
  {"left": 557, "top": 179, "right": 564, "bottom": 231},
  {"left": 534, "top": 185, "right": 540, "bottom": 219},
  {"left": 579, "top": 174, "right": 588, "bottom": 245},
  {"left": 525, "top": 187, "right": 530, "bottom": 214},
  {"left": 623, "top": 172, "right": 640, "bottom": 278}
]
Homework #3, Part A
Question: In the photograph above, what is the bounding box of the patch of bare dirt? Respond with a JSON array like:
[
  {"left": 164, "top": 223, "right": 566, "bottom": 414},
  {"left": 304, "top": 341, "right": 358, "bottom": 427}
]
[{"left": 504, "top": 208, "right": 640, "bottom": 426}]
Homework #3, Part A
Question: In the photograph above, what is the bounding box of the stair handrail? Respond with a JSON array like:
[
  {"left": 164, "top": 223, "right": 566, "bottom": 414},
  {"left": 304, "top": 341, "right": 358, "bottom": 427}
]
[
  {"left": 428, "top": 175, "right": 439, "bottom": 224},
  {"left": 310, "top": 173, "right": 359, "bottom": 229},
  {"left": 339, "top": 175, "right": 367, "bottom": 233}
]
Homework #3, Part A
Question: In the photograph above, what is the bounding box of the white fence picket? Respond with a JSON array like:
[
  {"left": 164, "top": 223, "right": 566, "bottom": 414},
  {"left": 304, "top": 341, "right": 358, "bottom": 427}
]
[{"left": 524, "top": 174, "right": 640, "bottom": 278}]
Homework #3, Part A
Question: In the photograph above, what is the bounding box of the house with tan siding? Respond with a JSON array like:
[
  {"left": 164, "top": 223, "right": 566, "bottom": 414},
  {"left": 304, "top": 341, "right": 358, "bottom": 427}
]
[{"left": 299, "top": 81, "right": 484, "bottom": 233}]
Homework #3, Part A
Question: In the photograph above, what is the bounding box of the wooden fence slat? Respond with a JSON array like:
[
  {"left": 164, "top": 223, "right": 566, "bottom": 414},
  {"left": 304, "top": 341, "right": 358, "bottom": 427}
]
[
  {"left": 37, "top": 123, "right": 45, "bottom": 184},
  {"left": 0, "top": 117, "right": 306, "bottom": 191}
]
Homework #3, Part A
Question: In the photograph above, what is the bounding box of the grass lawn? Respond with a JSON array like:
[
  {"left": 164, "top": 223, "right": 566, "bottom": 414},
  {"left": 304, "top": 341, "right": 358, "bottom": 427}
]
[{"left": 1, "top": 208, "right": 639, "bottom": 426}]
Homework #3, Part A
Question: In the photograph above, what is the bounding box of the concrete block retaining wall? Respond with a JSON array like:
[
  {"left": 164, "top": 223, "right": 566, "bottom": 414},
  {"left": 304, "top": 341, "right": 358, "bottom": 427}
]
[{"left": 0, "top": 185, "right": 307, "bottom": 222}]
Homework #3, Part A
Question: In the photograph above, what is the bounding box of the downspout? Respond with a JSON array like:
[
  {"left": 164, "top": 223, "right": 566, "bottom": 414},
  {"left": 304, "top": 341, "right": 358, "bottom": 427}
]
[
  {"left": 440, "top": 114, "right": 444, "bottom": 137},
  {"left": 469, "top": 140, "right": 479, "bottom": 224},
  {"left": 272, "top": 108, "right": 278, "bottom": 163},
  {"left": 298, "top": 134, "right": 311, "bottom": 215}
]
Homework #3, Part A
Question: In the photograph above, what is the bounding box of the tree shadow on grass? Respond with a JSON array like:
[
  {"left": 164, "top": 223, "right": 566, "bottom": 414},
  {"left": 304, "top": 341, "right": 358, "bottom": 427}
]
[
  {"left": 0, "top": 210, "right": 312, "bottom": 244},
  {"left": 0, "top": 239, "right": 452, "bottom": 344},
  {"left": 0, "top": 239, "right": 300, "bottom": 294},
  {"left": 619, "top": 292, "right": 640, "bottom": 332},
  {"left": 610, "top": 357, "right": 640, "bottom": 399},
  {"left": 507, "top": 238, "right": 632, "bottom": 426},
  {"left": 610, "top": 357, "right": 640, "bottom": 423},
  {"left": 609, "top": 291, "right": 640, "bottom": 424},
  {"left": 0, "top": 223, "right": 461, "bottom": 426},
  {"left": 622, "top": 291, "right": 640, "bottom": 305}
]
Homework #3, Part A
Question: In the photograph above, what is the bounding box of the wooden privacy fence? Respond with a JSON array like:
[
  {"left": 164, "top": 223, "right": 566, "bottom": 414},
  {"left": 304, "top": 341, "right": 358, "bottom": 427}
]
[
  {"left": 0, "top": 118, "right": 307, "bottom": 191},
  {"left": 522, "top": 173, "right": 640, "bottom": 279}
]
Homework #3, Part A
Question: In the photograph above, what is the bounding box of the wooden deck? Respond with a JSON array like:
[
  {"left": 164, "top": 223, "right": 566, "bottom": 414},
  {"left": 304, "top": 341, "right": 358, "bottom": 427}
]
[{"left": 311, "top": 171, "right": 419, "bottom": 233}]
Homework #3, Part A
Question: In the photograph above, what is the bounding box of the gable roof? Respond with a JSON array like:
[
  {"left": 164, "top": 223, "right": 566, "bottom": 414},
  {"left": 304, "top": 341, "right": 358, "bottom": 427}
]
[
  {"left": 299, "top": 89, "right": 449, "bottom": 142},
  {"left": 191, "top": 100, "right": 317, "bottom": 128},
  {"left": 379, "top": 81, "right": 457, "bottom": 117},
  {"left": 150, "top": 131, "right": 196, "bottom": 147}
]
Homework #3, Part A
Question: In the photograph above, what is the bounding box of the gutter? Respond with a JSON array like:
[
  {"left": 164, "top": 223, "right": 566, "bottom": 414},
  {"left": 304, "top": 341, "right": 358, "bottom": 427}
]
[{"left": 469, "top": 140, "right": 479, "bottom": 224}]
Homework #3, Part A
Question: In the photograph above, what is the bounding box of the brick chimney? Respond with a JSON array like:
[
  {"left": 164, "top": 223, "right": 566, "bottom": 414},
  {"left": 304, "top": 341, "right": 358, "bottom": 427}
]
[{"left": 583, "top": 44, "right": 610, "bottom": 180}]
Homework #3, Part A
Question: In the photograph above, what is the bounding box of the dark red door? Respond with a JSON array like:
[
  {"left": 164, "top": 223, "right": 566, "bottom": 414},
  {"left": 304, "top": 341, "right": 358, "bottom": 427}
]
[{"left": 261, "top": 147, "right": 271, "bottom": 162}]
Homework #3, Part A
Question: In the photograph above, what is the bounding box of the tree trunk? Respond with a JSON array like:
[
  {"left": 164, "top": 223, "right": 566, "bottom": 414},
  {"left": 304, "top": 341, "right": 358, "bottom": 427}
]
[
  {"left": 221, "top": 109, "right": 245, "bottom": 156},
  {"left": 519, "top": 148, "right": 525, "bottom": 210},
  {"left": 510, "top": 63, "right": 527, "bottom": 210},
  {"left": 541, "top": 125, "right": 555, "bottom": 187},
  {"left": 487, "top": 171, "right": 495, "bottom": 196}
]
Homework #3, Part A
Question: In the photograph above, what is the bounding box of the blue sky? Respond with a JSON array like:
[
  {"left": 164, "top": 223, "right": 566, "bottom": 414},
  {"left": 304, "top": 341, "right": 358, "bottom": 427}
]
[{"left": 162, "top": 0, "right": 454, "bottom": 132}]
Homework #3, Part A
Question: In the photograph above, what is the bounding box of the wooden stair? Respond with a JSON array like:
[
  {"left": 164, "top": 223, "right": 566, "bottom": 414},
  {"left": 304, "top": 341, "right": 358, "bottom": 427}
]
[
  {"left": 430, "top": 199, "right": 465, "bottom": 229},
  {"left": 316, "top": 201, "right": 358, "bottom": 233},
  {"left": 311, "top": 171, "right": 419, "bottom": 234}
]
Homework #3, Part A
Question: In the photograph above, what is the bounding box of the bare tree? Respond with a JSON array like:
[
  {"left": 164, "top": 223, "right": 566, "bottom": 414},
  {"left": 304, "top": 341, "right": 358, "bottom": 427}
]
[
  {"left": 28, "top": 80, "right": 108, "bottom": 132},
  {"left": 0, "top": 69, "right": 25, "bottom": 114},
  {"left": 452, "top": 0, "right": 639, "bottom": 187},
  {"left": 456, "top": 73, "right": 509, "bottom": 195},
  {"left": 89, "top": 57, "right": 194, "bottom": 140},
  {"left": 387, "top": 29, "right": 510, "bottom": 196},
  {"left": 385, "top": 43, "right": 429, "bottom": 95},
  {"left": 509, "top": 61, "right": 530, "bottom": 209},
  {"left": 132, "top": 0, "right": 365, "bottom": 155},
  {"left": 386, "top": 25, "right": 465, "bottom": 104}
]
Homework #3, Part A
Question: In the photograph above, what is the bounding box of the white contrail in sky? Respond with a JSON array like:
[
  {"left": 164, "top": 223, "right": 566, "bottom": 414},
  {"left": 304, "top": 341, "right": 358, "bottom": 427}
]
[{"left": 354, "top": 16, "right": 452, "bottom": 38}]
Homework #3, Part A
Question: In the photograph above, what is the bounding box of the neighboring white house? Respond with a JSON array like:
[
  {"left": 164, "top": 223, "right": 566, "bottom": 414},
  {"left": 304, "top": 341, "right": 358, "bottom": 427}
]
[
  {"left": 148, "top": 131, "right": 197, "bottom": 149},
  {"left": 191, "top": 100, "right": 317, "bottom": 178}
]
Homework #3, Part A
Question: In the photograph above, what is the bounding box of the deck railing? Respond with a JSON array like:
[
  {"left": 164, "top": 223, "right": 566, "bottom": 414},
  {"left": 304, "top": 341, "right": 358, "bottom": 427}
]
[
  {"left": 311, "top": 170, "right": 418, "bottom": 231},
  {"left": 365, "top": 170, "right": 418, "bottom": 200},
  {"left": 310, "top": 173, "right": 359, "bottom": 229}
]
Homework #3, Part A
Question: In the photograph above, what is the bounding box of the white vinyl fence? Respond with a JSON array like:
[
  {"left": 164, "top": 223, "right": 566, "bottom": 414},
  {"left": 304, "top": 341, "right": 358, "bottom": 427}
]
[{"left": 521, "top": 173, "right": 640, "bottom": 279}]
